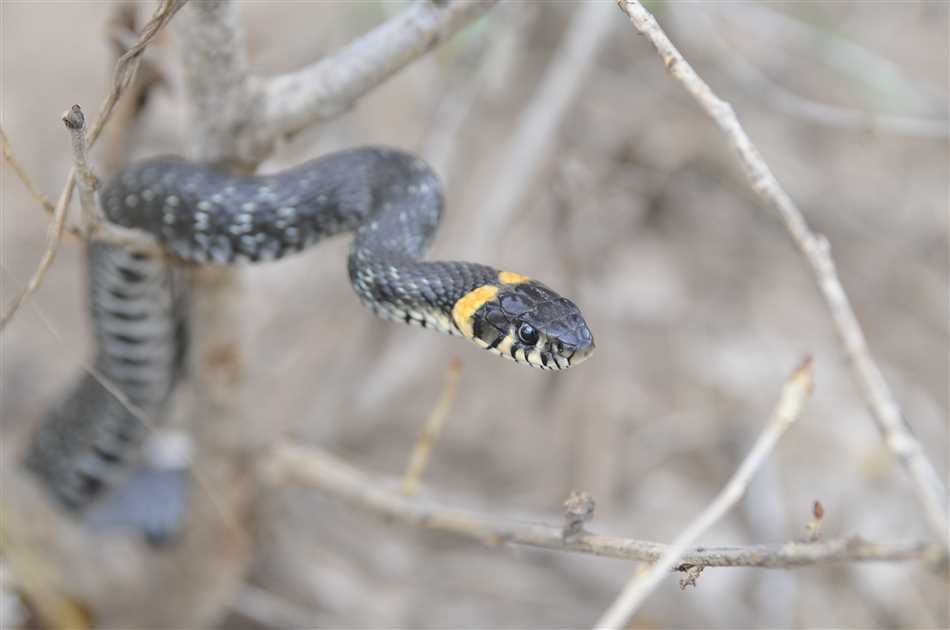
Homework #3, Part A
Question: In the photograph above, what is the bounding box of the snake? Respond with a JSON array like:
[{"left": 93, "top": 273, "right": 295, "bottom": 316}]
[{"left": 24, "top": 147, "right": 595, "bottom": 521}]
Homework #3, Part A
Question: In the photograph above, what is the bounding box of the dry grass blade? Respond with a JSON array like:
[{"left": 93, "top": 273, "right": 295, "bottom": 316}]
[
  {"left": 402, "top": 358, "right": 463, "bottom": 496},
  {"left": 1, "top": 175, "right": 74, "bottom": 330},
  {"left": 470, "top": 1, "right": 615, "bottom": 257},
  {"left": 85, "top": 0, "right": 188, "bottom": 149},
  {"left": 0, "top": 127, "right": 62, "bottom": 221}
]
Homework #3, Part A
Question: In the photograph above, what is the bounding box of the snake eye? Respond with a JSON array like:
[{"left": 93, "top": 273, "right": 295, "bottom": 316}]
[{"left": 517, "top": 322, "right": 539, "bottom": 345}]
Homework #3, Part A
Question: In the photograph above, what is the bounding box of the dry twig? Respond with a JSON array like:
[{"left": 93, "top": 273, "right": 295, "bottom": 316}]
[
  {"left": 689, "top": 7, "right": 950, "bottom": 139},
  {"left": 616, "top": 0, "right": 948, "bottom": 549},
  {"left": 0, "top": 0, "right": 186, "bottom": 330},
  {"left": 595, "top": 358, "right": 815, "bottom": 628},
  {"left": 62, "top": 105, "right": 100, "bottom": 232}
]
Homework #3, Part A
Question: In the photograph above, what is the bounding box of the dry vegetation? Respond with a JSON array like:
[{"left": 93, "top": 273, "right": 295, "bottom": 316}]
[{"left": 1, "top": 2, "right": 947, "bottom": 628}]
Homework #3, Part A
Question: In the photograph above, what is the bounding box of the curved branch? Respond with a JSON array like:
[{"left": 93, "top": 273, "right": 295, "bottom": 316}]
[{"left": 243, "top": 0, "right": 496, "bottom": 161}]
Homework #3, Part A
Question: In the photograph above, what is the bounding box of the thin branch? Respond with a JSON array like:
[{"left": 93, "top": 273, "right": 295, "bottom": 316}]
[
  {"left": 616, "top": 0, "right": 948, "bottom": 548},
  {"left": 0, "top": 127, "right": 61, "bottom": 224},
  {"left": 468, "top": 1, "right": 616, "bottom": 257},
  {"left": 264, "top": 437, "right": 938, "bottom": 570},
  {"left": 243, "top": 0, "right": 496, "bottom": 163},
  {"left": 595, "top": 358, "right": 815, "bottom": 629},
  {"left": 402, "top": 358, "right": 463, "bottom": 496},
  {"left": 716, "top": 3, "right": 946, "bottom": 113},
  {"left": 689, "top": 8, "right": 950, "bottom": 139}
]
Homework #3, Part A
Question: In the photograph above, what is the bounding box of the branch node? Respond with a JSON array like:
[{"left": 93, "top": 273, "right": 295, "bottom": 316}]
[
  {"left": 61, "top": 104, "right": 86, "bottom": 130},
  {"left": 678, "top": 565, "right": 704, "bottom": 590},
  {"left": 805, "top": 500, "right": 825, "bottom": 542},
  {"left": 562, "top": 490, "right": 596, "bottom": 540}
]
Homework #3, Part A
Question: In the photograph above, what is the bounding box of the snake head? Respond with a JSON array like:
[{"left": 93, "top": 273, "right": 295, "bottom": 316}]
[{"left": 461, "top": 276, "right": 594, "bottom": 370}]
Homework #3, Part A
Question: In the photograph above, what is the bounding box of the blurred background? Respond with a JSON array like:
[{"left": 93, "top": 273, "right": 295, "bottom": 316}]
[{"left": 2, "top": 1, "right": 947, "bottom": 628}]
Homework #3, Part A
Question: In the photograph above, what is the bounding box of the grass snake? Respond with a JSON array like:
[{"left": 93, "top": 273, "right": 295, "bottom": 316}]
[{"left": 24, "top": 147, "right": 594, "bottom": 526}]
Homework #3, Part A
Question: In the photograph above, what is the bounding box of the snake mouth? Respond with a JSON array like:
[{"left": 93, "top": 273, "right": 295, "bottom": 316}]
[
  {"left": 549, "top": 337, "right": 595, "bottom": 370},
  {"left": 565, "top": 339, "right": 595, "bottom": 368},
  {"left": 484, "top": 335, "right": 594, "bottom": 370}
]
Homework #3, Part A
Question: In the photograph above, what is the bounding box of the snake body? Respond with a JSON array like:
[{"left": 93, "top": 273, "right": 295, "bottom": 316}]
[
  {"left": 25, "top": 148, "right": 594, "bottom": 515},
  {"left": 25, "top": 243, "right": 186, "bottom": 510}
]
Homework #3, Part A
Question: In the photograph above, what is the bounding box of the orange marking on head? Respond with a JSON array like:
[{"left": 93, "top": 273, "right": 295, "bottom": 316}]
[
  {"left": 498, "top": 271, "right": 530, "bottom": 285},
  {"left": 452, "top": 284, "right": 499, "bottom": 339}
]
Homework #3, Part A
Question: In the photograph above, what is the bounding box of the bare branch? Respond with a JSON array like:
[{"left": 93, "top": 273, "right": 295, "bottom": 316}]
[
  {"left": 616, "top": 0, "right": 948, "bottom": 548},
  {"left": 244, "top": 0, "right": 496, "bottom": 162},
  {"left": 468, "top": 1, "right": 616, "bottom": 257},
  {"left": 264, "top": 437, "right": 937, "bottom": 571},
  {"left": 595, "top": 358, "right": 815, "bottom": 628}
]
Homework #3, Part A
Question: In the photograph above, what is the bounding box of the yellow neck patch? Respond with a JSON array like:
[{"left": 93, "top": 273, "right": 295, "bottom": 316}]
[
  {"left": 452, "top": 284, "right": 498, "bottom": 338},
  {"left": 498, "top": 271, "right": 530, "bottom": 285}
]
